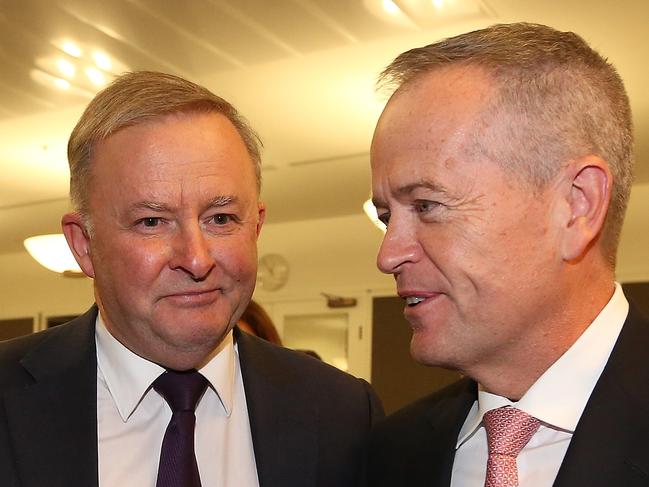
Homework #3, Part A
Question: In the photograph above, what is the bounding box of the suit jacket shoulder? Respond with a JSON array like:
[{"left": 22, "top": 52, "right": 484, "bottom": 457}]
[
  {"left": 554, "top": 303, "right": 649, "bottom": 486},
  {"left": 0, "top": 307, "right": 98, "bottom": 487},
  {"left": 369, "top": 377, "right": 476, "bottom": 487},
  {"left": 236, "top": 329, "right": 384, "bottom": 487},
  {"left": 0, "top": 307, "right": 96, "bottom": 386}
]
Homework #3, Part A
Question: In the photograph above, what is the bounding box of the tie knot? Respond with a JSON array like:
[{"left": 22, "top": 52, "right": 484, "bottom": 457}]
[
  {"left": 483, "top": 407, "right": 540, "bottom": 458},
  {"left": 153, "top": 369, "right": 208, "bottom": 413}
]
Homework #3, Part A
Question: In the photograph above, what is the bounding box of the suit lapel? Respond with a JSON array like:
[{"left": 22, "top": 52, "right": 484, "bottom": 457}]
[
  {"left": 554, "top": 305, "right": 649, "bottom": 486},
  {"left": 2, "top": 308, "right": 98, "bottom": 487},
  {"left": 236, "top": 330, "right": 317, "bottom": 487}
]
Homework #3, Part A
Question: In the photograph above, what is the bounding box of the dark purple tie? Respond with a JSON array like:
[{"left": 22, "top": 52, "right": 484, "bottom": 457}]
[{"left": 153, "top": 369, "right": 208, "bottom": 487}]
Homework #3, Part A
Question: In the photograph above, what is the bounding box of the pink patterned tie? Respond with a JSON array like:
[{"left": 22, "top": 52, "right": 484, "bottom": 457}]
[{"left": 483, "top": 407, "right": 540, "bottom": 487}]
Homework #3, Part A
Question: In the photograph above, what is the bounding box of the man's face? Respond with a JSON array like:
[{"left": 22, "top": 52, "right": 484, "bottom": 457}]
[
  {"left": 371, "top": 67, "right": 564, "bottom": 374},
  {"left": 66, "top": 112, "right": 264, "bottom": 369}
]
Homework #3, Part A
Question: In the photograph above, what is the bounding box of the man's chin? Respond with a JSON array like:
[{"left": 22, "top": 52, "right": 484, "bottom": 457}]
[{"left": 410, "top": 334, "right": 451, "bottom": 369}]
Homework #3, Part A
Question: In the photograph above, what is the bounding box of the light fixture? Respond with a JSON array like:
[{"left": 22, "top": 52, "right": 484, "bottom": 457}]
[
  {"left": 363, "top": 199, "right": 386, "bottom": 232},
  {"left": 57, "top": 58, "right": 76, "bottom": 78},
  {"left": 85, "top": 66, "right": 105, "bottom": 86},
  {"left": 61, "top": 40, "right": 82, "bottom": 58},
  {"left": 92, "top": 51, "right": 112, "bottom": 71},
  {"left": 364, "top": 0, "right": 417, "bottom": 28},
  {"left": 54, "top": 77, "right": 71, "bottom": 90},
  {"left": 48, "top": 39, "right": 130, "bottom": 92},
  {"left": 30, "top": 68, "right": 73, "bottom": 91},
  {"left": 24, "top": 234, "right": 85, "bottom": 277},
  {"left": 382, "top": 0, "right": 401, "bottom": 14},
  {"left": 364, "top": 0, "right": 484, "bottom": 28}
]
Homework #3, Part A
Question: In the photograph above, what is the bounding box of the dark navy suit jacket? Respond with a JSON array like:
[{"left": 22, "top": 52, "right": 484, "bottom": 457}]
[
  {"left": 0, "top": 306, "right": 383, "bottom": 487},
  {"left": 369, "top": 305, "right": 649, "bottom": 486}
]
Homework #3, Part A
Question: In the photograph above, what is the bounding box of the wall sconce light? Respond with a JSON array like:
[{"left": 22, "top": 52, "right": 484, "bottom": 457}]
[{"left": 24, "top": 234, "right": 85, "bottom": 277}]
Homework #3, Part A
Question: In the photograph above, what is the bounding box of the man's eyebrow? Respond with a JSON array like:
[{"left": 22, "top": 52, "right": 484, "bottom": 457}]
[
  {"left": 372, "top": 180, "right": 448, "bottom": 207},
  {"left": 207, "top": 195, "right": 237, "bottom": 207},
  {"left": 129, "top": 201, "right": 172, "bottom": 212},
  {"left": 396, "top": 180, "right": 448, "bottom": 197}
]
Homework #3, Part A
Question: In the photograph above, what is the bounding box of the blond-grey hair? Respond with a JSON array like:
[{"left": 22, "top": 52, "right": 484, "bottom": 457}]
[
  {"left": 68, "top": 71, "right": 262, "bottom": 218},
  {"left": 379, "top": 22, "right": 634, "bottom": 266}
]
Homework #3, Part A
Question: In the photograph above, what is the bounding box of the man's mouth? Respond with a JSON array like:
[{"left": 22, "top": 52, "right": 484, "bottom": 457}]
[{"left": 405, "top": 296, "right": 426, "bottom": 307}]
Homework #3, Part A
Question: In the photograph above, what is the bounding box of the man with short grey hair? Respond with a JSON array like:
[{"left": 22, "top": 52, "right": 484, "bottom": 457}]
[
  {"left": 368, "top": 23, "right": 645, "bottom": 486},
  {"left": 0, "top": 71, "right": 382, "bottom": 487}
]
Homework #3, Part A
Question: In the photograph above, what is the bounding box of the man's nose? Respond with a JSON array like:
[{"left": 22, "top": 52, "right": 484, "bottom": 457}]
[
  {"left": 376, "top": 220, "right": 420, "bottom": 275},
  {"left": 170, "top": 224, "right": 214, "bottom": 280}
]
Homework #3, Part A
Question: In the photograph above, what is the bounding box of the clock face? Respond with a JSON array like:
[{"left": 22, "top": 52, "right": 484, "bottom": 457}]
[{"left": 257, "top": 254, "right": 289, "bottom": 291}]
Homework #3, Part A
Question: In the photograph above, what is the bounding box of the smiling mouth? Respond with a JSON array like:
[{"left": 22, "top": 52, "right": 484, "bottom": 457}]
[{"left": 405, "top": 296, "right": 426, "bottom": 307}]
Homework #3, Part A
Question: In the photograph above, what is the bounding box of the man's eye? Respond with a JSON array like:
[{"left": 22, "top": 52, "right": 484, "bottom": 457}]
[
  {"left": 140, "top": 217, "right": 161, "bottom": 227},
  {"left": 378, "top": 212, "right": 390, "bottom": 226},
  {"left": 212, "top": 214, "right": 232, "bottom": 225},
  {"left": 415, "top": 200, "right": 439, "bottom": 213}
]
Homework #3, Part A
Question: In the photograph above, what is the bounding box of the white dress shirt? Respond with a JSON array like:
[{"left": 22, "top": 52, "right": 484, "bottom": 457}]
[
  {"left": 96, "top": 315, "right": 259, "bottom": 487},
  {"left": 451, "top": 283, "right": 629, "bottom": 487}
]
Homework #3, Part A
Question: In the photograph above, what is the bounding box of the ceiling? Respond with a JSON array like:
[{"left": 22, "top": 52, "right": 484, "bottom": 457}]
[{"left": 1, "top": 0, "right": 647, "bottom": 255}]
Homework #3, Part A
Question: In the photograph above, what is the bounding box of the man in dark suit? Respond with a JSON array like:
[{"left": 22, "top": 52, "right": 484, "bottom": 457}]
[
  {"left": 0, "top": 71, "right": 382, "bottom": 487},
  {"left": 368, "top": 23, "right": 644, "bottom": 486}
]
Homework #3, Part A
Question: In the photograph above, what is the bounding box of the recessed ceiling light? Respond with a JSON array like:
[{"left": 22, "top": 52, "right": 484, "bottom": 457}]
[
  {"left": 61, "top": 41, "right": 82, "bottom": 58},
  {"left": 383, "top": 0, "right": 401, "bottom": 14},
  {"left": 92, "top": 51, "right": 112, "bottom": 71},
  {"left": 57, "top": 59, "right": 75, "bottom": 78},
  {"left": 54, "top": 78, "right": 71, "bottom": 90},
  {"left": 365, "top": 0, "right": 485, "bottom": 28},
  {"left": 363, "top": 0, "right": 417, "bottom": 28},
  {"left": 85, "top": 67, "right": 105, "bottom": 86}
]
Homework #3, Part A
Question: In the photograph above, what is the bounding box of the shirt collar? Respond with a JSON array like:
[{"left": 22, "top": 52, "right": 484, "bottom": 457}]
[
  {"left": 95, "top": 313, "right": 236, "bottom": 422},
  {"left": 456, "top": 283, "right": 628, "bottom": 447}
]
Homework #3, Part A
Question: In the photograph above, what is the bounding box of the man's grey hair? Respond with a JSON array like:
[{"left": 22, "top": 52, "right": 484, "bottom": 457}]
[
  {"left": 68, "top": 71, "right": 262, "bottom": 228},
  {"left": 379, "top": 22, "right": 633, "bottom": 266}
]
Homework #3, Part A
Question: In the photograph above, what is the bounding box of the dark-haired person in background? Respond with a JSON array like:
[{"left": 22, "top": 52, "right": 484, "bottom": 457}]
[
  {"left": 0, "top": 71, "right": 382, "bottom": 487},
  {"left": 238, "top": 299, "right": 283, "bottom": 345},
  {"left": 368, "top": 23, "right": 645, "bottom": 486}
]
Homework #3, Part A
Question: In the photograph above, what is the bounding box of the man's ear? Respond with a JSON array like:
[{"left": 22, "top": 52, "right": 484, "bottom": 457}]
[
  {"left": 61, "top": 212, "right": 96, "bottom": 278},
  {"left": 256, "top": 202, "right": 266, "bottom": 237},
  {"left": 560, "top": 156, "right": 612, "bottom": 262}
]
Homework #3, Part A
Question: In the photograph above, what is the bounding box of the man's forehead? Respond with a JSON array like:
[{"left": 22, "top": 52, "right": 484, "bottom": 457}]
[
  {"left": 382, "top": 65, "right": 495, "bottom": 122},
  {"left": 372, "top": 66, "right": 497, "bottom": 170}
]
